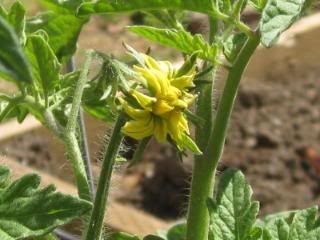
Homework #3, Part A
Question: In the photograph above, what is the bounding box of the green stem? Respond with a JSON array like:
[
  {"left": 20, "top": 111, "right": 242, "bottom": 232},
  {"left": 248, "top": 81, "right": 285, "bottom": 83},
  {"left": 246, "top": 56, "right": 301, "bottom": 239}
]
[
  {"left": 66, "top": 51, "right": 93, "bottom": 134},
  {"left": 186, "top": 33, "right": 260, "bottom": 240},
  {"left": 84, "top": 115, "right": 125, "bottom": 240},
  {"left": 64, "top": 50, "right": 93, "bottom": 201},
  {"left": 64, "top": 133, "right": 92, "bottom": 201}
]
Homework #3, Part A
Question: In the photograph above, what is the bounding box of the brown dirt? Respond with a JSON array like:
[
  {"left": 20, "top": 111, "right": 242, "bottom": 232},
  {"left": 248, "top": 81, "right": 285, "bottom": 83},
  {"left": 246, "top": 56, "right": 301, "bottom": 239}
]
[{"left": 1, "top": 3, "right": 320, "bottom": 221}]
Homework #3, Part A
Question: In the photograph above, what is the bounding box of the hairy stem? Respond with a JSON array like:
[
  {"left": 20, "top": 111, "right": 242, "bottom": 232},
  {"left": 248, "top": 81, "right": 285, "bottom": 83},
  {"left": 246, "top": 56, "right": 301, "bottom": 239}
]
[
  {"left": 186, "top": 32, "right": 260, "bottom": 240},
  {"left": 84, "top": 115, "right": 125, "bottom": 240},
  {"left": 64, "top": 51, "right": 93, "bottom": 201},
  {"left": 67, "top": 57, "right": 95, "bottom": 198}
]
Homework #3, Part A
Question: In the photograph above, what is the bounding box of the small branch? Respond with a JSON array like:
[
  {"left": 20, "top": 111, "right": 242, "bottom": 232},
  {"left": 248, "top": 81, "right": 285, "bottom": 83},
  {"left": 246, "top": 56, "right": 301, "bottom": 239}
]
[
  {"left": 63, "top": 51, "right": 94, "bottom": 201},
  {"left": 66, "top": 56, "right": 95, "bottom": 199},
  {"left": 66, "top": 51, "right": 93, "bottom": 134},
  {"left": 84, "top": 114, "right": 125, "bottom": 240}
]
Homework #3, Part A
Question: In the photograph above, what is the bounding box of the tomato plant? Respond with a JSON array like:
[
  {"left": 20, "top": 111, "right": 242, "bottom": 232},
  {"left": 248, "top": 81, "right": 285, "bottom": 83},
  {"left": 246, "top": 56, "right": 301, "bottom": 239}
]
[{"left": 0, "top": 0, "right": 318, "bottom": 240}]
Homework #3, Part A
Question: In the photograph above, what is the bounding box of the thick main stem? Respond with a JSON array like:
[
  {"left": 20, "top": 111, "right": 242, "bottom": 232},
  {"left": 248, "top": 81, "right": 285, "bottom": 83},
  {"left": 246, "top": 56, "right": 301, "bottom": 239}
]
[
  {"left": 186, "top": 33, "right": 260, "bottom": 240},
  {"left": 84, "top": 115, "right": 125, "bottom": 240}
]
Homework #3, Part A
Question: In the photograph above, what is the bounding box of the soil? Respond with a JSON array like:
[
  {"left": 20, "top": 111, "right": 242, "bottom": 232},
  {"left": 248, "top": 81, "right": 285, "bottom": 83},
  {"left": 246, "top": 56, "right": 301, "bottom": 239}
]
[{"left": 1, "top": 4, "right": 320, "bottom": 222}]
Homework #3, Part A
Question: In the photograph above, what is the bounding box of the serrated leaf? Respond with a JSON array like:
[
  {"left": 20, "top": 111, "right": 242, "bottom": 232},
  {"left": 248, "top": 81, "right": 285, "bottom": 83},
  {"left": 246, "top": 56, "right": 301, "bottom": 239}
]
[
  {"left": 260, "top": 0, "right": 306, "bottom": 47},
  {"left": 78, "top": 0, "right": 215, "bottom": 16},
  {"left": 0, "top": 15, "right": 33, "bottom": 85},
  {"left": 209, "top": 169, "right": 259, "bottom": 240},
  {"left": 265, "top": 207, "right": 320, "bottom": 240},
  {"left": 0, "top": 165, "right": 92, "bottom": 240},
  {"left": 223, "top": 33, "right": 247, "bottom": 63},
  {"left": 27, "top": 12, "right": 87, "bottom": 62},
  {"left": 8, "top": 1, "right": 26, "bottom": 42},
  {"left": 128, "top": 26, "right": 218, "bottom": 63},
  {"left": 25, "top": 34, "right": 61, "bottom": 101}
]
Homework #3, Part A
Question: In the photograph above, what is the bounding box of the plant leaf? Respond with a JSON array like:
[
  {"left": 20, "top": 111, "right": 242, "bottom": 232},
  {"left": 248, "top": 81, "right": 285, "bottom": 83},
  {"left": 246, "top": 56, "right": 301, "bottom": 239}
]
[
  {"left": 27, "top": 12, "right": 87, "bottom": 62},
  {"left": 0, "top": 165, "right": 92, "bottom": 240},
  {"left": 33, "top": 233, "right": 58, "bottom": 240},
  {"left": 223, "top": 33, "right": 247, "bottom": 63},
  {"left": 110, "top": 232, "right": 141, "bottom": 240},
  {"left": 78, "top": 0, "right": 215, "bottom": 16},
  {"left": 0, "top": 15, "right": 32, "bottom": 85},
  {"left": 248, "top": 0, "right": 268, "bottom": 11},
  {"left": 208, "top": 169, "right": 259, "bottom": 240},
  {"left": 8, "top": 1, "right": 26, "bottom": 42},
  {"left": 128, "top": 26, "right": 218, "bottom": 62},
  {"left": 264, "top": 207, "right": 320, "bottom": 240},
  {"left": 260, "top": 0, "right": 306, "bottom": 47},
  {"left": 143, "top": 236, "right": 164, "bottom": 240},
  {"left": 25, "top": 34, "right": 61, "bottom": 101},
  {"left": 0, "top": 5, "right": 7, "bottom": 18},
  {"left": 42, "top": 0, "right": 84, "bottom": 13}
]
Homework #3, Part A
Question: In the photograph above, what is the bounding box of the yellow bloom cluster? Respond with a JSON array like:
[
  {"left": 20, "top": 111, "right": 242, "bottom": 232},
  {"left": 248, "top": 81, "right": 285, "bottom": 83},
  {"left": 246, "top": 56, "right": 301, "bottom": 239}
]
[{"left": 121, "top": 54, "right": 196, "bottom": 150}]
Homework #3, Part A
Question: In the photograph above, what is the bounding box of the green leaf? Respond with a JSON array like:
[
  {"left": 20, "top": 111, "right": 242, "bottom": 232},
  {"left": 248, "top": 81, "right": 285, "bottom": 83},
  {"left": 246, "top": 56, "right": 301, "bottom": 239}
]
[
  {"left": 143, "top": 236, "right": 164, "bottom": 240},
  {"left": 209, "top": 169, "right": 259, "bottom": 240},
  {"left": 0, "top": 166, "right": 10, "bottom": 188},
  {"left": 264, "top": 207, "right": 320, "bottom": 240},
  {"left": 0, "top": 165, "right": 92, "bottom": 240},
  {"left": 155, "top": 223, "right": 186, "bottom": 240},
  {"left": 8, "top": 1, "right": 26, "bottom": 42},
  {"left": 260, "top": 0, "right": 306, "bottom": 47},
  {"left": 128, "top": 26, "right": 218, "bottom": 63},
  {"left": 223, "top": 33, "right": 248, "bottom": 62},
  {"left": 167, "top": 223, "right": 187, "bottom": 240},
  {"left": 33, "top": 233, "right": 58, "bottom": 240},
  {"left": 0, "top": 5, "right": 7, "bottom": 18},
  {"left": 248, "top": 0, "right": 268, "bottom": 11},
  {"left": 27, "top": 12, "right": 87, "bottom": 62},
  {"left": 42, "top": 0, "right": 84, "bottom": 13},
  {"left": 0, "top": 15, "right": 33, "bottom": 85},
  {"left": 78, "top": 0, "right": 215, "bottom": 16},
  {"left": 25, "top": 34, "right": 61, "bottom": 101},
  {"left": 110, "top": 232, "right": 141, "bottom": 240}
]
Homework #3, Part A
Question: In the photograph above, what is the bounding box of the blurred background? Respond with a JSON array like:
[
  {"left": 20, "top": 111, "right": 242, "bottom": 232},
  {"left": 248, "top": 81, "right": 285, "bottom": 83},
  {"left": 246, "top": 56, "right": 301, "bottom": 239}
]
[{"left": 1, "top": 0, "right": 320, "bottom": 238}]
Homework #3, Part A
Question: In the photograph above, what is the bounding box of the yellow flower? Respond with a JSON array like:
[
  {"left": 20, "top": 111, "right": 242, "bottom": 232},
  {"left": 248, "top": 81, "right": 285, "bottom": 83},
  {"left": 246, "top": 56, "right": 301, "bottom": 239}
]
[{"left": 121, "top": 54, "right": 200, "bottom": 153}]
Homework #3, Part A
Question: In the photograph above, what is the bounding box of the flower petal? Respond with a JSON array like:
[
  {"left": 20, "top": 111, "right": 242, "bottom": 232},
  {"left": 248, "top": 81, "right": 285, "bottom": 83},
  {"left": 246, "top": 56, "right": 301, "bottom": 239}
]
[
  {"left": 134, "top": 66, "right": 162, "bottom": 95},
  {"left": 153, "top": 100, "right": 174, "bottom": 115},
  {"left": 122, "top": 116, "right": 154, "bottom": 140},
  {"left": 170, "top": 74, "right": 195, "bottom": 89},
  {"left": 154, "top": 118, "right": 168, "bottom": 142},
  {"left": 131, "top": 89, "right": 156, "bottom": 111},
  {"left": 120, "top": 98, "right": 150, "bottom": 120}
]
